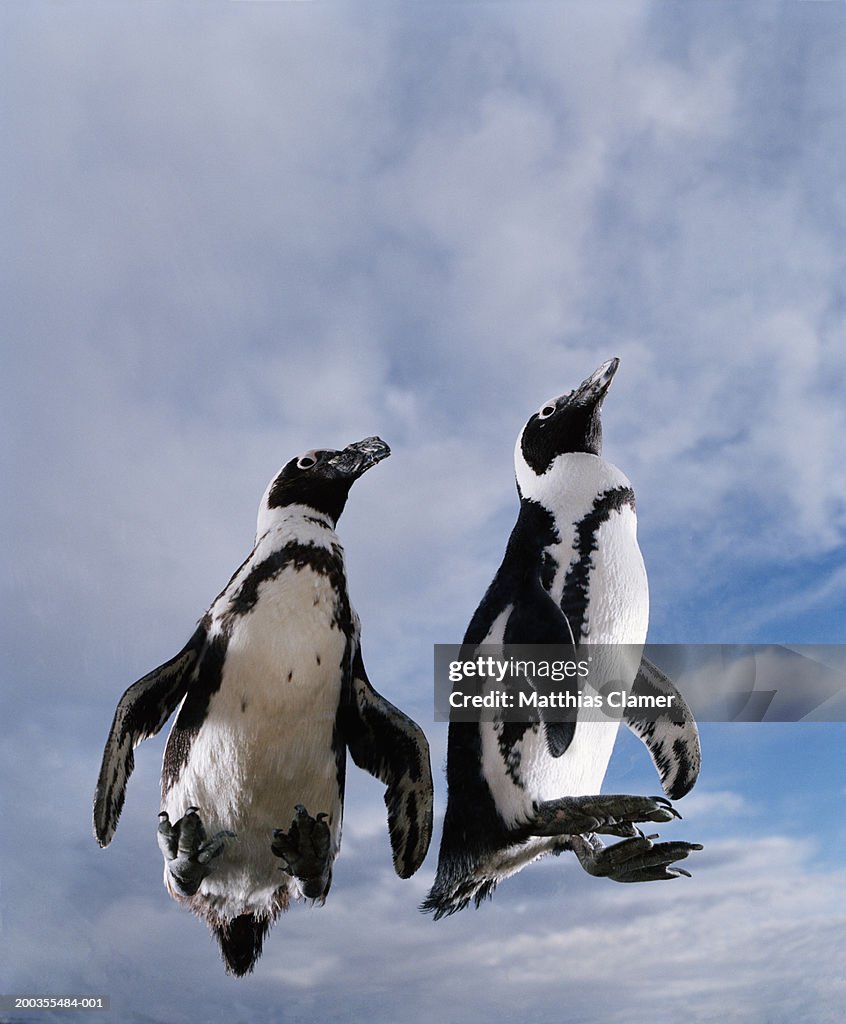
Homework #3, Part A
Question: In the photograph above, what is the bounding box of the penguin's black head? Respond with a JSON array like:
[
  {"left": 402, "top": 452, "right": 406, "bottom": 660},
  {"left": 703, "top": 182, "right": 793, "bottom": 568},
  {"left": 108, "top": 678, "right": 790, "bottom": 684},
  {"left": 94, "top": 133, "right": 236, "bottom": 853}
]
[
  {"left": 263, "top": 435, "right": 390, "bottom": 526},
  {"left": 518, "top": 358, "right": 619, "bottom": 476}
]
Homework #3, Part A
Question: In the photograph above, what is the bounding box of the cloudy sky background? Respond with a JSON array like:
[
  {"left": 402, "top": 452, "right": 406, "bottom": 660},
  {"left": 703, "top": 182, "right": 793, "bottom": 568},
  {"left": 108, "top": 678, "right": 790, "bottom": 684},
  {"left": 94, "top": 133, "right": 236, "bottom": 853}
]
[{"left": 3, "top": 2, "right": 846, "bottom": 1021}]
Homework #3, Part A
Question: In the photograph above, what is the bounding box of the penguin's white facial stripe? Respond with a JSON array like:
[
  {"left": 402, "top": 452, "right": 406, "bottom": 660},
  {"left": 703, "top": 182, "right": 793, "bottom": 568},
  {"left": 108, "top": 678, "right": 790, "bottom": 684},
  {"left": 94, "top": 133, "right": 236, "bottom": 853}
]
[
  {"left": 260, "top": 449, "right": 352, "bottom": 529},
  {"left": 296, "top": 450, "right": 326, "bottom": 471},
  {"left": 257, "top": 436, "right": 391, "bottom": 544},
  {"left": 292, "top": 449, "right": 338, "bottom": 473},
  {"left": 519, "top": 362, "right": 620, "bottom": 475},
  {"left": 519, "top": 399, "right": 604, "bottom": 474},
  {"left": 537, "top": 399, "right": 560, "bottom": 420}
]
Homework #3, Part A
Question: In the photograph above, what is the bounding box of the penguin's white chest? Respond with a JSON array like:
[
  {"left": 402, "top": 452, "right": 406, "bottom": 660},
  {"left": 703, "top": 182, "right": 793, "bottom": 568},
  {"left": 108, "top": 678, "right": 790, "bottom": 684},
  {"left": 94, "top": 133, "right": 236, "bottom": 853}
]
[
  {"left": 162, "top": 561, "right": 350, "bottom": 911},
  {"left": 550, "top": 503, "right": 648, "bottom": 644},
  {"left": 216, "top": 563, "right": 349, "bottom": 729}
]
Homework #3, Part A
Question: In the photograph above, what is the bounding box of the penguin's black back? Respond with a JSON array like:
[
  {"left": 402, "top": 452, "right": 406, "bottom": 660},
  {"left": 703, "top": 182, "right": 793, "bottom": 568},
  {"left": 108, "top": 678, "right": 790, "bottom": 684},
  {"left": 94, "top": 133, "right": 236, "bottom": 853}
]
[{"left": 424, "top": 500, "right": 566, "bottom": 917}]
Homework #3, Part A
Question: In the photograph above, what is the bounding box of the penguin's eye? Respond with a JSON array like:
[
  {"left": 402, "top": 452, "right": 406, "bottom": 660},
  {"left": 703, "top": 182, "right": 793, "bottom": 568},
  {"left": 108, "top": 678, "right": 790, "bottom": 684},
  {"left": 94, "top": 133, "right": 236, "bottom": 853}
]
[
  {"left": 538, "top": 403, "right": 556, "bottom": 420},
  {"left": 297, "top": 455, "right": 317, "bottom": 470}
]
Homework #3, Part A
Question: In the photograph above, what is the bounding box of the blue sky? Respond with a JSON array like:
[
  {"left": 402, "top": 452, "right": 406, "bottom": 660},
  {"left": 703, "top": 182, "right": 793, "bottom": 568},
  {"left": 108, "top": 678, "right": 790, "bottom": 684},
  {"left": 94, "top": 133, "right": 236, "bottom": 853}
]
[{"left": 3, "top": 3, "right": 846, "bottom": 1022}]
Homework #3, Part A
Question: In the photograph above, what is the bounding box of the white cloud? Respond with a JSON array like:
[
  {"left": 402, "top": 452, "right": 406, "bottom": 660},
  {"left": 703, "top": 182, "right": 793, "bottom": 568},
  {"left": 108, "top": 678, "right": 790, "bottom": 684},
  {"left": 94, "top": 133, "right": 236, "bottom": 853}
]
[{"left": 671, "top": 788, "right": 749, "bottom": 819}]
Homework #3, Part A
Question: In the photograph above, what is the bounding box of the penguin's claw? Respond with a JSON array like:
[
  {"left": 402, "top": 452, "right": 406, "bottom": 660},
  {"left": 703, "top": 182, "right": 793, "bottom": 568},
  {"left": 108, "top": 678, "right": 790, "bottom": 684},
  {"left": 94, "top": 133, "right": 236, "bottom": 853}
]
[
  {"left": 157, "top": 808, "right": 236, "bottom": 896},
  {"left": 651, "top": 796, "right": 682, "bottom": 820},
  {"left": 531, "top": 793, "right": 683, "bottom": 838},
  {"left": 271, "top": 804, "right": 332, "bottom": 900},
  {"left": 575, "top": 833, "right": 703, "bottom": 883}
]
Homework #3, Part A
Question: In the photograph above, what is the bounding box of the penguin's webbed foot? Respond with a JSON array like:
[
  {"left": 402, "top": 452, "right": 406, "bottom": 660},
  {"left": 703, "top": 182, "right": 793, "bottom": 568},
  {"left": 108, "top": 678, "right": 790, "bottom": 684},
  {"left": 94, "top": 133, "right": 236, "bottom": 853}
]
[
  {"left": 271, "top": 804, "right": 332, "bottom": 900},
  {"left": 157, "top": 807, "right": 236, "bottom": 897},
  {"left": 572, "top": 832, "right": 703, "bottom": 883},
  {"left": 530, "top": 794, "right": 680, "bottom": 838}
]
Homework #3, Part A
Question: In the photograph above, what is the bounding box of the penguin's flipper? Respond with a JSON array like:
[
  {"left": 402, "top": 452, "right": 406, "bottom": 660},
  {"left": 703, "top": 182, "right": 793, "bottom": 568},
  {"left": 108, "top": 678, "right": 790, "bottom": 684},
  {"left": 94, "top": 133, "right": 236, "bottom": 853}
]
[
  {"left": 342, "top": 650, "right": 434, "bottom": 879},
  {"left": 502, "top": 581, "right": 582, "bottom": 758},
  {"left": 93, "top": 624, "right": 206, "bottom": 847},
  {"left": 624, "top": 656, "right": 701, "bottom": 800}
]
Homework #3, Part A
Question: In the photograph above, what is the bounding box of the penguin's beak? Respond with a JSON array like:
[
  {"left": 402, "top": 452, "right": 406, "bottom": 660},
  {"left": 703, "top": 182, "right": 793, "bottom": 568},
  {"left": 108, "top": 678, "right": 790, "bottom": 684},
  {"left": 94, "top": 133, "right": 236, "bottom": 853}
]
[
  {"left": 570, "top": 357, "right": 619, "bottom": 406},
  {"left": 328, "top": 436, "right": 391, "bottom": 478}
]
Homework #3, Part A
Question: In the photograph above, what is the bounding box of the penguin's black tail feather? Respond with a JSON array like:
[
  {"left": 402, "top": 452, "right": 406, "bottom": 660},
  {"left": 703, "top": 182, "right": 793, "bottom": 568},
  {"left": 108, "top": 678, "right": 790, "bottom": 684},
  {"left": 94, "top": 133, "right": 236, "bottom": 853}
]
[{"left": 214, "top": 912, "right": 272, "bottom": 977}]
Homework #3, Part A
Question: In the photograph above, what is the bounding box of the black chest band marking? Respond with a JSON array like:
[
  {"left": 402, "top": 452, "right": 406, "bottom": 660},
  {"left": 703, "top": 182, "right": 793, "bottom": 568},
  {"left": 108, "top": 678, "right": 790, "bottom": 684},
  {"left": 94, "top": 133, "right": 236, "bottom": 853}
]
[
  {"left": 559, "top": 486, "right": 635, "bottom": 641},
  {"left": 162, "top": 541, "right": 354, "bottom": 794}
]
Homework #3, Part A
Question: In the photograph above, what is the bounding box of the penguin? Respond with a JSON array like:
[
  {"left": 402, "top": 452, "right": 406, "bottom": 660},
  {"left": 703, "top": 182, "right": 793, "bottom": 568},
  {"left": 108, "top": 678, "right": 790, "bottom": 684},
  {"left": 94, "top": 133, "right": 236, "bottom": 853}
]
[
  {"left": 423, "top": 360, "right": 701, "bottom": 918},
  {"left": 94, "top": 436, "right": 433, "bottom": 975}
]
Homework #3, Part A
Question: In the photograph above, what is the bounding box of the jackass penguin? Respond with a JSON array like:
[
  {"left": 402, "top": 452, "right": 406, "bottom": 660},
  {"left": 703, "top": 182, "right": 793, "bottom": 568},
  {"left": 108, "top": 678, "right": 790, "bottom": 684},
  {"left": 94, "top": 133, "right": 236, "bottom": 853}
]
[
  {"left": 95, "top": 437, "right": 433, "bottom": 973},
  {"left": 424, "top": 360, "right": 701, "bottom": 917}
]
